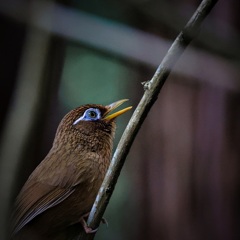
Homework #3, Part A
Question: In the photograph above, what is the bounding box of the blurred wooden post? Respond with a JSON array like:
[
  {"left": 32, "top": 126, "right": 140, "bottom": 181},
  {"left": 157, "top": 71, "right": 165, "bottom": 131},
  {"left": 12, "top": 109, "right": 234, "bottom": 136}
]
[{"left": 0, "top": 2, "right": 66, "bottom": 239}]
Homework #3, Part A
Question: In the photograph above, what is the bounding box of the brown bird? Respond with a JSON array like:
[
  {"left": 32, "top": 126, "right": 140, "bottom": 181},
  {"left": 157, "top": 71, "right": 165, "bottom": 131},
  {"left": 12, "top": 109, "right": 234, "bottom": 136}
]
[{"left": 11, "top": 99, "right": 132, "bottom": 240}]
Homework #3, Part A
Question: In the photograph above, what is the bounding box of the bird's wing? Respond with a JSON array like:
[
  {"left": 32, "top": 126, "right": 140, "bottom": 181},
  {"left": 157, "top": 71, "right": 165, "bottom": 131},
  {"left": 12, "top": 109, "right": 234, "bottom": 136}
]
[
  {"left": 12, "top": 181, "right": 75, "bottom": 235},
  {"left": 12, "top": 151, "right": 96, "bottom": 235}
]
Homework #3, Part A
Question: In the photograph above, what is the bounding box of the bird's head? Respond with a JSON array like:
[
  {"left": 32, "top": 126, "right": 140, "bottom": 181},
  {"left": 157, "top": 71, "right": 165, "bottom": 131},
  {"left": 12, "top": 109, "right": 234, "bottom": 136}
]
[{"left": 53, "top": 99, "right": 132, "bottom": 151}]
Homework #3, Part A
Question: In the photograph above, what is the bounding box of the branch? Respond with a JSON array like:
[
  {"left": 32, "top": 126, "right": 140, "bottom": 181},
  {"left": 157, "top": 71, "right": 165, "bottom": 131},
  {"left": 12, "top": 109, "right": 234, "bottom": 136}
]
[{"left": 79, "top": 0, "right": 218, "bottom": 239}]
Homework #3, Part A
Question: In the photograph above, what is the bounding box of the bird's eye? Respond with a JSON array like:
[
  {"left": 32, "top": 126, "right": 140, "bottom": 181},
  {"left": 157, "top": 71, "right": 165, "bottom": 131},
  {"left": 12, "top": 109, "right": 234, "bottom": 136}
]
[
  {"left": 87, "top": 110, "right": 97, "bottom": 119},
  {"left": 73, "top": 108, "right": 101, "bottom": 125}
]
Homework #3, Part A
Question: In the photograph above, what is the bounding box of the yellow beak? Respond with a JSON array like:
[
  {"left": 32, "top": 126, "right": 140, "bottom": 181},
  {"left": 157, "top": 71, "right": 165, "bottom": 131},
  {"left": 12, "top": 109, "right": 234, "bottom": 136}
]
[{"left": 103, "top": 99, "right": 132, "bottom": 121}]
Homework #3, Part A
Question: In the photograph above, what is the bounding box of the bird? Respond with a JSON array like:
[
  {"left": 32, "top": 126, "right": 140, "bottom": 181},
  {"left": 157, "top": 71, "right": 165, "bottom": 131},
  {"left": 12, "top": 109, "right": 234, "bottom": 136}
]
[{"left": 11, "top": 99, "right": 132, "bottom": 240}]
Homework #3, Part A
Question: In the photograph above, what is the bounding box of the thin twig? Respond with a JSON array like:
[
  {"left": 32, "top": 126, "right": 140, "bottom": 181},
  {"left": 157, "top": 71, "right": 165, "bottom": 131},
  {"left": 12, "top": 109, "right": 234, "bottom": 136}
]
[{"left": 78, "top": 0, "right": 218, "bottom": 239}]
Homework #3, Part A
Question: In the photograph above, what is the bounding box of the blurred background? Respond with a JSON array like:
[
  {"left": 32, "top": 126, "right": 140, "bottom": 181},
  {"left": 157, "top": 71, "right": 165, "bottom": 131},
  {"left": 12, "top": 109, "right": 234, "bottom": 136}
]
[{"left": 0, "top": 0, "right": 240, "bottom": 239}]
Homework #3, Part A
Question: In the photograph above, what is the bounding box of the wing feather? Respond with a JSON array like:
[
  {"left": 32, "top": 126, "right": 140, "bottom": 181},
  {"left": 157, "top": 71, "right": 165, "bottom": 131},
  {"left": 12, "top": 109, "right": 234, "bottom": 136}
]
[
  {"left": 12, "top": 151, "right": 95, "bottom": 235},
  {"left": 12, "top": 181, "right": 75, "bottom": 234}
]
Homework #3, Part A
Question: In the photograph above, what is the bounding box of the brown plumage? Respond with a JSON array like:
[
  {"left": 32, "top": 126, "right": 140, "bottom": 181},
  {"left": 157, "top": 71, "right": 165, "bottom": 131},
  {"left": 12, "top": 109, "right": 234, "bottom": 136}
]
[{"left": 11, "top": 99, "right": 131, "bottom": 240}]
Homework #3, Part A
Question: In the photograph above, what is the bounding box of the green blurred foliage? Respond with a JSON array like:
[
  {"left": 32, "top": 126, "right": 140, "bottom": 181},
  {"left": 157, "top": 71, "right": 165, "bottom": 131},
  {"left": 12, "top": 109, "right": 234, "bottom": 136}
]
[{"left": 59, "top": 45, "right": 131, "bottom": 108}]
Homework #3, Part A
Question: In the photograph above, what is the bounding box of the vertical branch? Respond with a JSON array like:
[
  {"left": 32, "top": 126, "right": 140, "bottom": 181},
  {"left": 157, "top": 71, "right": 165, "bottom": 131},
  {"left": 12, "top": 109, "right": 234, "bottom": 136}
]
[{"left": 79, "top": 0, "right": 218, "bottom": 239}]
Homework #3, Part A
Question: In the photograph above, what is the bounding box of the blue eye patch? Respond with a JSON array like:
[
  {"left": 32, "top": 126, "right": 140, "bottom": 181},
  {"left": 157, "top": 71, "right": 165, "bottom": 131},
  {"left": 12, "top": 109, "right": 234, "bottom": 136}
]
[{"left": 73, "top": 108, "right": 101, "bottom": 125}]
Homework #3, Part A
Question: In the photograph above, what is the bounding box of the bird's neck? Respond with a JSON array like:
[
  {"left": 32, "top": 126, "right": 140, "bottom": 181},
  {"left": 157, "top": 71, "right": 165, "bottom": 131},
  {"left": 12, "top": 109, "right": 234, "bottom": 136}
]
[{"left": 53, "top": 129, "right": 114, "bottom": 159}]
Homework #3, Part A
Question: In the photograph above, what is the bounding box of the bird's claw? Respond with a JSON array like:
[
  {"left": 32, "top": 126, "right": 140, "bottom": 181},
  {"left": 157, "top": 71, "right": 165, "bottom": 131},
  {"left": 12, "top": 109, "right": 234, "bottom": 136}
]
[
  {"left": 101, "top": 217, "right": 108, "bottom": 227},
  {"left": 80, "top": 213, "right": 108, "bottom": 233},
  {"left": 83, "top": 225, "right": 98, "bottom": 234},
  {"left": 80, "top": 213, "right": 98, "bottom": 234}
]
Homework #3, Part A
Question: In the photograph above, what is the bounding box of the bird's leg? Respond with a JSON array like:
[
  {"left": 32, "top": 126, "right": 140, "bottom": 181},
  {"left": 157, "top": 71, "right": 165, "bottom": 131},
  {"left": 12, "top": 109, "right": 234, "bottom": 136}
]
[
  {"left": 101, "top": 217, "right": 108, "bottom": 227},
  {"left": 79, "top": 213, "right": 108, "bottom": 233},
  {"left": 80, "top": 213, "right": 98, "bottom": 234}
]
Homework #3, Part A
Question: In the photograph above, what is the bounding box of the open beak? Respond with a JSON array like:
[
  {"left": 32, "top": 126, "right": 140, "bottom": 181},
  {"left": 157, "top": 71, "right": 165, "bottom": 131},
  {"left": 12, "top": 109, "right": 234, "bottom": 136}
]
[{"left": 103, "top": 99, "right": 132, "bottom": 121}]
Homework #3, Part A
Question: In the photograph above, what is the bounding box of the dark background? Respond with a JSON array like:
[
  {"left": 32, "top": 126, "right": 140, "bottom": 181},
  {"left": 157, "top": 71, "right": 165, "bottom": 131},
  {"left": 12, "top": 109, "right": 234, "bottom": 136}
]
[{"left": 0, "top": 0, "right": 240, "bottom": 240}]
